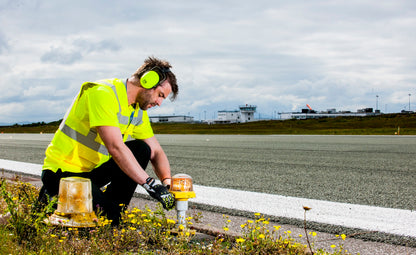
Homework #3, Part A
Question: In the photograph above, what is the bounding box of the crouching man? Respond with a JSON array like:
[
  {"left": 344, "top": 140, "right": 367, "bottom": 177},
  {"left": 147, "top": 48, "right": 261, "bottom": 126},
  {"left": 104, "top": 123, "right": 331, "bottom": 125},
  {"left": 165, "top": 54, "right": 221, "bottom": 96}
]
[{"left": 38, "top": 56, "right": 178, "bottom": 225}]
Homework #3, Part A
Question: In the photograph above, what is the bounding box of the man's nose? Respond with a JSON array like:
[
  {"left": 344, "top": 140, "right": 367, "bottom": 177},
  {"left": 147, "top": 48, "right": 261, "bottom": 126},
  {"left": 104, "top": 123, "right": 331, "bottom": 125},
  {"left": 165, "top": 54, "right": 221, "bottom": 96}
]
[{"left": 156, "top": 98, "right": 163, "bottom": 106}]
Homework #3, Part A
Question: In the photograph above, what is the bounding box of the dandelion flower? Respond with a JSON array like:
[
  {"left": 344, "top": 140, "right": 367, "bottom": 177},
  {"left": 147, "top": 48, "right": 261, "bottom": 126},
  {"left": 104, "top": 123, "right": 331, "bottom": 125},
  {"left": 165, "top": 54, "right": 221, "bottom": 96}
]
[
  {"left": 236, "top": 238, "right": 245, "bottom": 243},
  {"left": 258, "top": 234, "right": 265, "bottom": 239},
  {"left": 240, "top": 224, "right": 246, "bottom": 229},
  {"left": 254, "top": 212, "right": 261, "bottom": 216},
  {"left": 223, "top": 227, "right": 229, "bottom": 231},
  {"left": 167, "top": 219, "right": 176, "bottom": 224},
  {"left": 341, "top": 234, "right": 346, "bottom": 240},
  {"left": 331, "top": 244, "right": 336, "bottom": 249}
]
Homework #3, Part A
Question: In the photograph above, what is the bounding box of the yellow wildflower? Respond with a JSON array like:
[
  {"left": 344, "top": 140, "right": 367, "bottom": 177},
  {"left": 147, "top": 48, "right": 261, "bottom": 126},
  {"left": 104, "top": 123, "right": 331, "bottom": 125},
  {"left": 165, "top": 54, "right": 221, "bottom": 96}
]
[
  {"left": 223, "top": 227, "right": 229, "bottom": 231},
  {"left": 236, "top": 238, "right": 245, "bottom": 243},
  {"left": 166, "top": 219, "right": 176, "bottom": 224},
  {"left": 341, "top": 234, "right": 346, "bottom": 240},
  {"left": 258, "top": 234, "right": 265, "bottom": 239}
]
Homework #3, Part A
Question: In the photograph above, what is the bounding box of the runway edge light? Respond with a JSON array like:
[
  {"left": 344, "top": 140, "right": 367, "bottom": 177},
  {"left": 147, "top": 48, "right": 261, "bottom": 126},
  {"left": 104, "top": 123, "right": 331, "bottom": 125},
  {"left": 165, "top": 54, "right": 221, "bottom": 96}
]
[
  {"left": 48, "top": 177, "right": 98, "bottom": 227},
  {"left": 169, "top": 173, "right": 195, "bottom": 227}
]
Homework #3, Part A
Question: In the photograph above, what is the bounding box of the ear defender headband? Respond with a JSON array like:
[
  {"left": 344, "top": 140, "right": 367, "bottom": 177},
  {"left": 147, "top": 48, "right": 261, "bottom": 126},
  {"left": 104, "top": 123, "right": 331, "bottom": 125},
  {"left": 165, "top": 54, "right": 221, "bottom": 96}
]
[{"left": 140, "top": 66, "right": 170, "bottom": 89}]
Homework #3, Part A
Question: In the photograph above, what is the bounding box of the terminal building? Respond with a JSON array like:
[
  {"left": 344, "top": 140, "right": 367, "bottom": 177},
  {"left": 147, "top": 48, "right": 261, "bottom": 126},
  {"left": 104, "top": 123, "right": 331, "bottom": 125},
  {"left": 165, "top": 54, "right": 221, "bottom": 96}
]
[
  {"left": 279, "top": 106, "right": 380, "bottom": 120},
  {"left": 149, "top": 115, "right": 194, "bottom": 123},
  {"left": 212, "top": 104, "right": 257, "bottom": 124}
]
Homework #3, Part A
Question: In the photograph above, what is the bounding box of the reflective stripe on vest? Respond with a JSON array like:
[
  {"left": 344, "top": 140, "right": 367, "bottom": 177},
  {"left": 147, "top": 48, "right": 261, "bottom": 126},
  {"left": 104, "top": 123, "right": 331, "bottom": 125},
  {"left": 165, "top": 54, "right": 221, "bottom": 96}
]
[
  {"left": 61, "top": 124, "right": 109, "bottom": 155},
  {"left": 59, "top": 79, "right": 143, "bottom": 156}
]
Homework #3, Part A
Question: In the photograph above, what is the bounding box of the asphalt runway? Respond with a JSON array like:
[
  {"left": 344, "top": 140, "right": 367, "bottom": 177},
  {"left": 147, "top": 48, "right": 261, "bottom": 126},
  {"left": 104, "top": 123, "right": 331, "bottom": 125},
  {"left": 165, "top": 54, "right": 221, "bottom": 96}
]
[
  {"left": 1, "top": 133, "right": 415, "bottom": 210},
  {"left": 1, "top": 133, "right": 416, "bottom": 250}
]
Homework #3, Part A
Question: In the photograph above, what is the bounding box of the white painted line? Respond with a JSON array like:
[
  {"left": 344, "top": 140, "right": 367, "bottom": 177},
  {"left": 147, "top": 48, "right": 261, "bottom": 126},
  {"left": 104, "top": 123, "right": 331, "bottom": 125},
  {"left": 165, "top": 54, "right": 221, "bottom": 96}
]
[
  {"left": 192, "top": 185, "right": 416, "bottom": 238},
  {"left": 0, "top": 159, "right": 43, "bottom": 176},
  {"left": 1, "top": 159, "right": 415, "bottom": 238}
]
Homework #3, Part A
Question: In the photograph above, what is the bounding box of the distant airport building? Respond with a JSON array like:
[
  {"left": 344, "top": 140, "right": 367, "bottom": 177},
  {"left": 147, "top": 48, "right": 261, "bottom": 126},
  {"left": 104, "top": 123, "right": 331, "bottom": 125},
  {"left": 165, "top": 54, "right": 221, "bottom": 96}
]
[
  {"left": 149, "top": 115, "right": 194, "bottom": 123},
  {"left": 279, "top": 106, "right": 380, "bottom": 120},
  {"left": 209, "top": 104, "right": 257, "bottom": 124}
]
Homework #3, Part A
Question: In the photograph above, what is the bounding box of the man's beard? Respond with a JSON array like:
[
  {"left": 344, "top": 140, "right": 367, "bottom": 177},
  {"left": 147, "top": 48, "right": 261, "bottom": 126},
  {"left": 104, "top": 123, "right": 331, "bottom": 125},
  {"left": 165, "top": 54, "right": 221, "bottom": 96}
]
[{"left": 136, "top": 90, "right": 153, "bottom": 110}]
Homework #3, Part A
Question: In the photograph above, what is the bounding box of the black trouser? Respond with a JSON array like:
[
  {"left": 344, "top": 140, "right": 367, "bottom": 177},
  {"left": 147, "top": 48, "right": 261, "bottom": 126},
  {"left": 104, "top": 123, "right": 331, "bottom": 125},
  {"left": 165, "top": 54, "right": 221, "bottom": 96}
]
[{"left": 38, "top": 140, "right": 151, "bottom": 225}]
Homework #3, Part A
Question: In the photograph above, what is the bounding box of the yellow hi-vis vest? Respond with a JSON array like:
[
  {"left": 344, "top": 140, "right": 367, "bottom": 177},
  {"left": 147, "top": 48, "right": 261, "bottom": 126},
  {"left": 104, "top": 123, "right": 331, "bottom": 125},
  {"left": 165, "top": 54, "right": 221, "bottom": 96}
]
[{"left": 42, "top": 78, "right": 154, "bottom": 173}]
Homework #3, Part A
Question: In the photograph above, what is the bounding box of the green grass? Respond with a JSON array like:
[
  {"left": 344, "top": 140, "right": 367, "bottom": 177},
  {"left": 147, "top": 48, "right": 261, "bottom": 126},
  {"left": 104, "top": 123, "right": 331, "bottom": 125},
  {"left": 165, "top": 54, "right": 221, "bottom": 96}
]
[{"left": 1, "top": 113, "right": 416, "bottom": 135}]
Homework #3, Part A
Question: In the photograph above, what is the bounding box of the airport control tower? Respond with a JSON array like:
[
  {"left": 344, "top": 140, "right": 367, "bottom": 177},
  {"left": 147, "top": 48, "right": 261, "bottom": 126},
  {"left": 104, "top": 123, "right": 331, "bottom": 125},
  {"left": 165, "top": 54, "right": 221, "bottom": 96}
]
[{"left": 239, "top": 104, "right": 257, "bottom": 122}]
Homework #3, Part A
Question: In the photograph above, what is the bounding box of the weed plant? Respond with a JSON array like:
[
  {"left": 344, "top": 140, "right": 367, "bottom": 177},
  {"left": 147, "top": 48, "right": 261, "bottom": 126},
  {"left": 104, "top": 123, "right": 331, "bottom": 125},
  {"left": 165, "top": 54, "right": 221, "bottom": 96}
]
[{"left": 0, "top": 178, "right": 352, "bottom": 254}]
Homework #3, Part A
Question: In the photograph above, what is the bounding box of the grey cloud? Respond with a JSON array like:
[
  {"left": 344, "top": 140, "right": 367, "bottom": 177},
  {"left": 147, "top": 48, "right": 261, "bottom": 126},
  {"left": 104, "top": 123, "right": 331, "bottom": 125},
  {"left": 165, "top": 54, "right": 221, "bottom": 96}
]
[
  {"left": 41, "top": 47, "right": 83, "bottom": 65},
  {"left": 0, "top": 31, "right": 9, "bottom": 54},
  {"left": 40, "top": 39, "right": 121, "bottom": 65},
  {"left": 72, "top": 39, "right": 121, "bottom": 53}
]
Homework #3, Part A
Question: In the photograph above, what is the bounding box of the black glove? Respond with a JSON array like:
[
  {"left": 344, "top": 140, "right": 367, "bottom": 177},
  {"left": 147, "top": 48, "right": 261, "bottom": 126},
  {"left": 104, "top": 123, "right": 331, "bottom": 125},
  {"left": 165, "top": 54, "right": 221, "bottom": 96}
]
[{"left": 142, "top": 177, "right": 175, "bottom": 210}]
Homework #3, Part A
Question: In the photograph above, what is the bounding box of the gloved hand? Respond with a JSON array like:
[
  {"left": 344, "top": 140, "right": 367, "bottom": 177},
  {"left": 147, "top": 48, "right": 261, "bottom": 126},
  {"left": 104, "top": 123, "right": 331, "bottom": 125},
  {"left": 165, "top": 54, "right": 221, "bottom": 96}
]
[{"left": 142, "top": 177, "right": 175, "bottom": 210}]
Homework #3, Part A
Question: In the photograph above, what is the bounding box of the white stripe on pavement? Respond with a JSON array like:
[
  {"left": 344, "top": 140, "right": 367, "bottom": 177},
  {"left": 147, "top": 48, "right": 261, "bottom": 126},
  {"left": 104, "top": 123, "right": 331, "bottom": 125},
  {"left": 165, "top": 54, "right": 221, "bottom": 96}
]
[{"left": 1, "top": 158, "right": 415, "bottom": 238}]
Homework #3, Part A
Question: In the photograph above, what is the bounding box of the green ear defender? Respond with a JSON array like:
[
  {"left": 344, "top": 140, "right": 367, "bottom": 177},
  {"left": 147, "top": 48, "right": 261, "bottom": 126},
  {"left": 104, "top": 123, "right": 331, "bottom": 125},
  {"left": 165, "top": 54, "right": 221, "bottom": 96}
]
[
  {"left": 140, "top": 66, "right": 171, "bottom": 89},
  {"left": 140, "top": 70, "right": 160, "bottom": 89}
]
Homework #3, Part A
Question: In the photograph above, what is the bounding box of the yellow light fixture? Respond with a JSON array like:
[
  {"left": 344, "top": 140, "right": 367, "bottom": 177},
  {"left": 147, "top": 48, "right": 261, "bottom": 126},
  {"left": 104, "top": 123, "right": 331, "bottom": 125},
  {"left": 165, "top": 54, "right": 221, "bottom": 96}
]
[
  {"left": 169, "top": 174, "right": 196, "bottom": 226},
  {"left": 48, "top": 177, "right": 98, "bottom": 227}
]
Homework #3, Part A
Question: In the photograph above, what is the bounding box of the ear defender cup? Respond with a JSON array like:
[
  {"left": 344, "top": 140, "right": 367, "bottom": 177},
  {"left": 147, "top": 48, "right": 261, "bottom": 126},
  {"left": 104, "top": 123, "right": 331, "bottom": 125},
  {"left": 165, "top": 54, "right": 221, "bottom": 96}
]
[{"left": 140, "top": 70, "right": 160, "bottom": 89}]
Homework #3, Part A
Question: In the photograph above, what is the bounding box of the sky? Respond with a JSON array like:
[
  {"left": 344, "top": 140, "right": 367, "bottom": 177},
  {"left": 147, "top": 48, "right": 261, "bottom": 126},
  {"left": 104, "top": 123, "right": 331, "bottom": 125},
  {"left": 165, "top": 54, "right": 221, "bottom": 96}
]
[{"left": 0, "top": 0, "right": 415, "bottom": 124}]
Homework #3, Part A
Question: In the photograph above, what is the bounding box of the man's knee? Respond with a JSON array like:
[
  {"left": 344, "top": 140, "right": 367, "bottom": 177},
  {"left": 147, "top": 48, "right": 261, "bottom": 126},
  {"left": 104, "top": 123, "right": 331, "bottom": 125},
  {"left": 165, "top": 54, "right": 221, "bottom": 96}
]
[{"left": 125, "top": 140, "right": 151, "bottom": 168}]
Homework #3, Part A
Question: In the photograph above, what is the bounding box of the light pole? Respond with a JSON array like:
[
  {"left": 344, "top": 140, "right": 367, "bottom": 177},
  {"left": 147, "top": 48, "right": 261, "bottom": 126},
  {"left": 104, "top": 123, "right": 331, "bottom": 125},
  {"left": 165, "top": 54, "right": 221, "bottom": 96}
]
[
  {"left": 376, "top": 95, "right": 379, "bottom": 111},
  {"left": 409, "top": 94, "right": 411, "bottom": 111}
]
